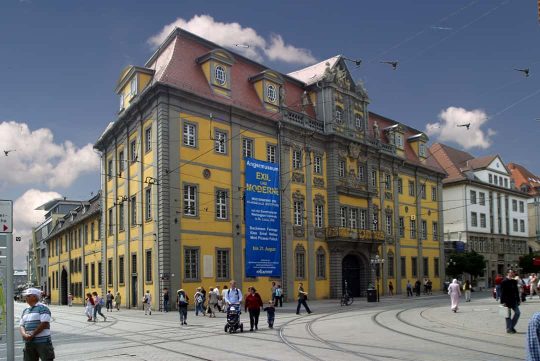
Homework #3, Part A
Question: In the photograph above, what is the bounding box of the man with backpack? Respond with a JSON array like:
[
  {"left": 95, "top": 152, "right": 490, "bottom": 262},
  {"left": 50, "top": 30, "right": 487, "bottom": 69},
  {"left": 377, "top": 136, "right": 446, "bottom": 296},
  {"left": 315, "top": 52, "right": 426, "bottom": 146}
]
[
  {"left": 177, "top": 289, "right": 189, "bottom": 325},
  {"left": 224, "top": 280, "right": 243, "bottom": 309},
  {"left": 143, "top": 290, "right": 152, "bottom": 315},
  {"left": 274, "top": 285, "right": 283, "bottom": 307}
]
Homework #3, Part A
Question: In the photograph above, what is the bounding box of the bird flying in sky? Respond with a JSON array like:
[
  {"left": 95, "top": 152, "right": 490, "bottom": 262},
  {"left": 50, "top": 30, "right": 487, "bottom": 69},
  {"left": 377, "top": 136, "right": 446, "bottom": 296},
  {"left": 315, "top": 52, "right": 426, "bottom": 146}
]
[
  {"left": 457, "top": 123, "right": 471, "bottom": 130},
  {"left": 380, "top": 61, "right": 398, "bottom": 70},
  {"left": 514, "top": 68, "right": 530, "bottom": 77},
  {"left": 3, "top": 150, "right": 16, "bottom": 156}
]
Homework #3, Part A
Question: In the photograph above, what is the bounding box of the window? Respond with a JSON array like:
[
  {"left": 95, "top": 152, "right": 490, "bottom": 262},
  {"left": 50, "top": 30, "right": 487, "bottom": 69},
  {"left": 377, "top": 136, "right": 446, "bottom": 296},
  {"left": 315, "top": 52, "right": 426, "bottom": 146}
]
[
  {"left": 519, "top": 201, "right": 525, "bottom": 213},
  {"left": 107, "top": 159, "right": 113, "bottom": 180},
  {"left": 408, "top": 180, "right": 415, "bottom": 196},
  {"left": 431, "top": 186, "right": 437, "bottom": 201},
  {"left": 410, "top": 219, "right": 416, "bottom": 238},
  {"left": 423, "top": 257, "right": 429, "bottom": 277},
  {"left": 215, "top": 65, "right": 226, "bottom": 85},
  {"left": 215, "top": 190, "right": 228, "bottom": 220},
  {"left": 184, "top": 184, "right": 197, "bottom": 216},
  {"left": 243, "top": 138, "right": 254, "bottom": 158},
  {"left": 358, "top": 164, "right": 365, "bottom": 182},
  {"left": 293, "top": 150, "right": 302, "bottom": 169},
  {"left": 145, "top": 187, "right": 152, "bottom": 220},
  {"left": 421, "top": 219, "right": 427, "bottom": 239},
  {"left": 432, "top": 222, "right": 438, "bottom": 240},
  {"left": 107, "top": 259, "right": 113, "bottom": 287},
  {"left": 388, "top": 254, "right": 394, "bottom": 277},
  {"left": 91, "top": 263, "right": 95, "bottom": 287},
  {"left": 119, "top": 151, "right": 125, "bottom": 174},
  {"left": 119, "top": 203, "right": 125, "bottom": 231},
  {"left": 335, "top": 106, "right": 343, "bottom": 124},
  {"left": 119, "top": 93, "right": 124, "bottom": 110},
  {"left": 98, "top": 262, "right": 102, "bottom": 287},
  {"left": 90, "top": 222, "right": 95, "bottom": 242},
  {"left": 108, "top": 209, "right": 113, "bottom": 235},
  {"left": 130, "top": 76, "right": 137, "bottom": 96},
  {"left": 420, "top": 184, "right": 426, "bottom": 199},
  {"left": 339, "top": 160, "right": 345, "bottom": 177},
  {"left": 118, "top": 256, "right": 125, "bottom": 285},
  {"left": 398, "top": 178, "right": 403, "bottom": 194},
  {"left": 489, "top": 174, "right": 493, "bottom": 183},
  {"left": 372, "top": 212, "right": 379, "bottom": 231},
  {"left": 316, "top": 248, "right": 326, "bottom": 279},
  {"left": 215, "top": 130, "right": 227, "bottom": 154},
  {"left": 184, "top": 248, "right": 199, "bottom": 280},
  {"left": 355, "top": 114, "right": 363, "bottom": 128},
  {"left": 480, "top": 213, "right": 486, "bottom": 228},
  {"left": 371, "top": 170, "right": 377, "bottom": 188},
  {"left": 359, "top": 209, "right": 367, "bottom": 229},
  {"left": 412, "top": 257, "right": 418, "bottom": 277},
  {"left": 130, "top": 139, "right": 137, "bottom": 163},
  {"left": 145, "top": 127, "right": 152, "bottom": 153},
  {"left": 315, "top": 204, "right": 324, "bottom": 228},
  {"left": 434, "top": 258, "right": 440, "bottom": 277},
  {"left": 183, "top": 123, "right": 197, "bottom": 147},
  {"left": 419, "top": 143, "right": 427, "bottom": 157},
  {"left": 84, "top": 264, "right": 89, "bottom": 286},
  {"left": 295, "top": 247, "right": 306, "bottom": 279},
  {"left": 386, "top": 214, "right": 393, "bottom": 235},
  {"left": 479, "top": 192, "right": 485, "bottom": 205},
  {"left": 294, "top": 201, "right": 304, "bottom": 226},
  {"left": 385, "top": 174, "right": 392, "bottom": 190},
  {"left": 216, "top": 249, "right": 230, "bottom": 280},
  {"left": 470, "top": 190, "right": 477, "bottom": 204},
  {"left": 131, "top": 254, "right": 137, "bottom": 279},
  {"left": 313, "top": 155, "right": 322, "bottom": 174},
  {"left": 504, "top": 178, "right": 508, "bottom": 188},
  {"left": 266, "top": 144, "right": 276, "bottom": 163},
  {"left": 145, "top": 250, "right": 152, "bottom": 282},
  {"left": 471, "top": 212, "right": 478, "bottom": 227},
  {"left": 512, "top": 199, "right": 517, "bottom": 212},
  {"left": 401, "top": 257, "right": 406, "bottom": 277},
  {"left": 349, "top": 208, "right": 358, "bottom": 229},
  {"left": 340, "top": 207, "right": 347, "bottom": 227},
  {"left": 520, "top": 220, "right": 525, "bottom": 232},
  {"left": 130, "top": 196, "right": 137, "bottom": 226},
  {"left": 267, "top": 84, "right": 277, "bottom": 103},
  {"left": 399, "top": 217, "right": 405, "bottom": 237}
]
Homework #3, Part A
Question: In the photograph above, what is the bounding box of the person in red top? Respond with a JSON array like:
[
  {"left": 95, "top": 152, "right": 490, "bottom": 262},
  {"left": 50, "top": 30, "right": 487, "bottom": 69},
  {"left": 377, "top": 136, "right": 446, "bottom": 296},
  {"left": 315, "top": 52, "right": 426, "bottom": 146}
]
[
  {"left": 495, "top": 274, "right": 504, "bottom": 301},
  {"left": 245, "top": 287, "right": 263, "bottom": 331}
]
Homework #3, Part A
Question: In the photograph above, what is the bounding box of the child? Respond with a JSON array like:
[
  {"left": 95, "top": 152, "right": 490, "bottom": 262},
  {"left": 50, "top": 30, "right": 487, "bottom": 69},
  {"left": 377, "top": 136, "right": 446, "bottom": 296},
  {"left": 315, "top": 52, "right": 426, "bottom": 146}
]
[
  {"left": 67, "top": 293, "right": 73, "bottom": 307},
  {"left": 263, "top": 300, "right": 276, "bottom": 329}
]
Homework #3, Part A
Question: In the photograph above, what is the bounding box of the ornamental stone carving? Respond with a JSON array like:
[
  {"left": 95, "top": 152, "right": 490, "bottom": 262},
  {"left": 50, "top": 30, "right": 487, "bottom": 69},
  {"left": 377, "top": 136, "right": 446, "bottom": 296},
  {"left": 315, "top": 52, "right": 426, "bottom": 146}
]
[
  {"left": 348, "top": 143, "right": 361, "bottom": 159},
  {"left": 293, "top": 226, "right": 305, "bottom": 238},
  {"left": 292, "top": 172, "right": 305, "bottom": 183},
  {"left": 314, "top": 228, "right": 325, "bottom": 239},
  {"left": 313, "top": 177, "right": 325, "bottom": 188},
  {"left": 292, "top": 189, "right": 305, "bottom": 202},
  {"left": 314, "top": 194, "right": 326, "bottom": 206},
  {"left": 338, "top": 147, "right": 348, "bottom": 159}
]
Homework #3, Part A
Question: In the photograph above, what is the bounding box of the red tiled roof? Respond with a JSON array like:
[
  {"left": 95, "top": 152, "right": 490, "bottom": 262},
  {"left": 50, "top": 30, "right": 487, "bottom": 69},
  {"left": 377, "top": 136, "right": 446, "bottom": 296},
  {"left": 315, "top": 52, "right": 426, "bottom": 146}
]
[
  {"left": 429, "top": 143, "right": 473, "bottom": 183},
  {"left": 508, "top": 162, "right": 540, "bottom": 196}
]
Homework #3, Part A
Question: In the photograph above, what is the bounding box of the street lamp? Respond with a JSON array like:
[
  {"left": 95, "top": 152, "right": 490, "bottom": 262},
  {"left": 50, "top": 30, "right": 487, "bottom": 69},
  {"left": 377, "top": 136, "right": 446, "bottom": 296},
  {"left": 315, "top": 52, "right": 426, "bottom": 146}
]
[{"left": 370, "top": 254, "right": 384, "bottom": 302}]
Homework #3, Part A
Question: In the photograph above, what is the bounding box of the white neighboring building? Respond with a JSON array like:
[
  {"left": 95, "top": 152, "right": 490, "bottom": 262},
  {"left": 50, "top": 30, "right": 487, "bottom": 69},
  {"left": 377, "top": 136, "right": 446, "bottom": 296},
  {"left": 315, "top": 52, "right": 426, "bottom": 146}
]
[{"left": 431, "top": 144, "right": 529, "bottom": 284}]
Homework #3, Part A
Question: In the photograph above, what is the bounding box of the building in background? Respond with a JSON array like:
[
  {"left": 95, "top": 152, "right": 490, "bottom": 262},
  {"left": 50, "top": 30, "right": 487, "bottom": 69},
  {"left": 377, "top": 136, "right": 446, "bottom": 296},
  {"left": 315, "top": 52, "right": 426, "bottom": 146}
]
[
  {"left": 508, "top": 163, "right": 540, "bottom": 252},
  {"left": 13, "top": 270, "right": 28, "bottom": 291},
  {"left": 32, "top": 198, "right": 81, "bottom": 295},
  {"left": 44, "top": 193, "right": 101, "bottom": 305},
  {"left": 93, "top": 28, "right": 445, "bottom": 308},
  {"left": 430, "top": 143, "right": 529, "bottom": 285}
]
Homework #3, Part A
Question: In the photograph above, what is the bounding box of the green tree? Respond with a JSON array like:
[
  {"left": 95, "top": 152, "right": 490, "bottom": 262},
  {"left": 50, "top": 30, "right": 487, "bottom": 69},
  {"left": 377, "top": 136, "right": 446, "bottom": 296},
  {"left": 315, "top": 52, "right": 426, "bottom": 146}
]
[
  {"left": 445, "top": 251, "right": 486, "bottom": 278},
  {"left": 446, "top": 253, "right": 465, "bottom": 278}
]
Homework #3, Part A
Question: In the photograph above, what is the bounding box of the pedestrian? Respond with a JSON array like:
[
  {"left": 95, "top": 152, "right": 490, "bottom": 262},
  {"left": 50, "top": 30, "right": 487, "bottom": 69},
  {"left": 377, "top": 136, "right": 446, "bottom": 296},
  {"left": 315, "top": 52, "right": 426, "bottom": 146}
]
[
  {"left": 92, "top": 292, "right": 107, "bottom": 322},
  {"left": 115, "top": 291, "right": 121, "bottom": 311},
  {"left": 263, "top": 300, "right": 276, "bottom": 329},
  {"left": 194, "top": 287, "right": 205, "bottom": 316},
  {"left": 271, "top": 281, "right": 277, "bottom": 304},
  {"left": 207, "top": 287, "right": 218, "bottom": 317},
  {"left": 423, "top": 277, "right": 429, "bottom": 295},
  {"left": 19, "top": 288, "right": 55, "bottom": 361},
  {"left": 213, "top": 286, "right": 222, "bottom": 312},
  {"left": 296, "top": 282, "right": 312, "bottom": 315},
  {"left": 163, "top": 288, "right": 169, "bottom": 313},
  {"left": 201, "top": 286, "right": 207, "bottom": 312},
  {"left": 85, "top": 293, "right": 94, "bottom": 321},
  {"left": 67, "top": 292, "right": 73, "bottom": 307},
  {"left": 463, "top": 280, "right": 472, "bottom": 302},
  {"left": 501, "top": 269, "right": 520, "bottom": 334},
  {"left": 388, "top": 281, "right": 394, "bottom": 296},
  {"left": 143, "top": 290, "right": 152, "bottom": 315},
  {"left": 516, "top": 274, "right": 527, "bottom": 303},
  {"left": 448, "top": 279, "right": 461, "bottom": 313},
  {"left": 221, "top": 285, "right": 229, "bottom": 312},
  {"left": 495, "top": 274, "right": 504, "bottom": 301},
  {"left": 406, "top": 280, "right": 413, "bottom": 297},
  {"left": 531, "top": 274, "right": 539, "bottom": 300},
  {"left": 224, "top": 280, "right": 243, "bottom": 308},
  {"left": 274, "top": 284, "right": 283, "bottom": 307},
  {"left": 245, "top": 287, "right": 263, "bottom": 331},
  {"left": 427, "top": 279, "right": 432, "bottom": 295},
  {"left": 526, "top": 312, "right": 540, "bottom": 360},
  {"left": 414, "top": 280, "right": 421, "bottom": 296},
  {"left": 177, "top": 289, "right": 189, "bottom": 325},
  {"left": 105, "top": 290, "right": 114, "bottom": 312}
]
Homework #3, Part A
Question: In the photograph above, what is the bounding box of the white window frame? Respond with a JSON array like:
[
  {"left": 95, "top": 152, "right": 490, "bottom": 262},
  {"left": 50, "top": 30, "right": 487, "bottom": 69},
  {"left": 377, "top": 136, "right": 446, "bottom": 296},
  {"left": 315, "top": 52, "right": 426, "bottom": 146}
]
[
  {"left": 183, "top": 184, "right": 197, "bottom": 216},
  {"left": 355, "top": 114, "right": 363, "bottom": 128},
  {"left": 386, "top": 214, "right": 393, "bottom": 235},
  {"left": 431, "top": 186, "right": 437, "bottom": 201},
  {"left": 119, "top": 93, "right": 124, "bottom": 110},
  {"left": 293, "top": 150, "right": 302, "bottom": 169},
  {"left": 432, "top": 222, "right": 438, "bottom": 240},
  {"left": 214, "top": 130, "right": 227, "bottom": 154},
  {"left": 315, "top": 204, "right": 324, "bottom": 228},
  {"left": 267, "top": 84, "right": 277, "bottom": 103},
  {"left": 145, "top": 187, "right": 152, "bottom": 220},
  {"left": 243, "top": 138, "right": 253, "bottom": 158},
  {"left": 335, "top": 106, "right": 343, "bottom": 124},
  {"left": 349, "top": 208, "right": 358, "bottom": 229},
  {"left": 266, "top": 144, "right": 276, "bottom": 163},
  {"left": 215, "top": 65, "right": 226, "bottom": 86},
  {"left": 313, "top": 155, "right": 322, "bottom": 174},
  {"left": 183, "top": 123, "right": 197, "bottom": 148},
  {"left": 339, "top": 160, "right": 345, "bottom": 177},
  {"left": 130, "top": 76, "right": 138, "bottom": 97},
  {"left": 410, "top": 219, "right": 416, "bottom": 238},
  {"left": 130, "top": 139, "right": 137, "bottom": 163},
  {"left": 358, "top": 164, "right": 365, "bottom": 182},
  {"left": 421, "top": 219, "right": 427, "bottom": 239},
  {"left": 293, "top": 201, "right": 304, "bottom": 226},
  {"left": 215, "top": 190, "right": 228, "bottom": 220},
  {"left": 339, "top": 207, "right": 347, "bottom": 228},
  {"left": 471, "top": 212, "right": 478, "bottom": 227},
  {"left": 419, "top": 142, "right": 426, "bottom": 157},
  {"left": 480, "top": 213, "right": 486, "bottom": 228},
  {"left": 371, "top": 170, "right": 377, "bottom": 188},
  {"left": 360, "top": 209, "right": 367, "bottom": 229},
  {"left": 145, "top": 127, "right": 152, "bottom": 153}
]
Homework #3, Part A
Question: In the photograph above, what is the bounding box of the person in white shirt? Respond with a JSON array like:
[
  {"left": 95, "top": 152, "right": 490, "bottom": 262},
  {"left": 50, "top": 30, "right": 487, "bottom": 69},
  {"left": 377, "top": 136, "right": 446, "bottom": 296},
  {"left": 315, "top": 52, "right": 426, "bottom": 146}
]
[
  {"left": 143, "top": 290, "right": 152, "bottom": 315},
  {"left": 224, "top": 280, "right": 243, "bottom": 309}
]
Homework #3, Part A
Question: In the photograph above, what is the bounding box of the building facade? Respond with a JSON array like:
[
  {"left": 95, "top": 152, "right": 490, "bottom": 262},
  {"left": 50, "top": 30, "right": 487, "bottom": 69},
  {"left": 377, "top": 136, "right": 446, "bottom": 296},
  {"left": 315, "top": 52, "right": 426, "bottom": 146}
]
[
  {"left": 508, "top": 163, "right": 540, "bottom": 252},
  {"left": 93, "top": 28, "right": 445, "bottom": 308},
  {"left": 45, "top": 193, "right": 102, "bottom": 305},
  {"left": 431, "top": 144, "right": 529, "bottom": 285}
]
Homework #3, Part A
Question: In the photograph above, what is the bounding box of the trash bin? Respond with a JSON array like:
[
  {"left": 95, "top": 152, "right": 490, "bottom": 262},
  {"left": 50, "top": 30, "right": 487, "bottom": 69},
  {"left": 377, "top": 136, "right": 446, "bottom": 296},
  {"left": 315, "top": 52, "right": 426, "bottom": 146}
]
[{"left": 367, "top": 288, "right": 377, "bottom": 302}]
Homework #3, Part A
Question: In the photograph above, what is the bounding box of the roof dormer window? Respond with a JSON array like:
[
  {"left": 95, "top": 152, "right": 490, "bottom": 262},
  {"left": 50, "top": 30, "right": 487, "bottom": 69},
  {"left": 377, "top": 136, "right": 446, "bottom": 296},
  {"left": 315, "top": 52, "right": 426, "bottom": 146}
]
[
  {"left": 267, "top": 84, "right": 277, "bottom": 103},
  {"left": 215, "top": 65, "right": 226, "bottom": 86},
  {"left": 130, "top": 76, "right": 138, "bottom": 97},
  {"left": 119, "top": 93, "right": 124, "bottom": 111},
  {"left": 419, "top": 142, "right": 427, "bottom": 158}
]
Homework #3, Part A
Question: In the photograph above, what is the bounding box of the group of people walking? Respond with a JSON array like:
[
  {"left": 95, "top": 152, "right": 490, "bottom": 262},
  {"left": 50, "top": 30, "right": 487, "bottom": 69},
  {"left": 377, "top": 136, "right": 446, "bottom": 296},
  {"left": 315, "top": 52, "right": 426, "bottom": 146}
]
[
  {"left": 405, "top": 278, "right": 433, "bottom": 297},
  {"left": 83, "top": 290, "right": 121, "bottom": 322}
]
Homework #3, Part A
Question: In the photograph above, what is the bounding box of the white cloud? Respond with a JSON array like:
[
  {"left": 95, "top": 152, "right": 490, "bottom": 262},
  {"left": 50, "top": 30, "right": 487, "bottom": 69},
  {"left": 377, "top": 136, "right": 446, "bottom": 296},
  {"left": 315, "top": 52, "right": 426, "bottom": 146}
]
[
  {"left": 12, "top": 189, "right": 62, "bottom": 269},
  {"left": 147, "top": 14, "right": 316, "bottom": 65},
  {"left": 0, "top": 121, "right": 100, "bottom": 189},
  {"left": 426, "top": 107, "right": 496, "bottom": 150}
]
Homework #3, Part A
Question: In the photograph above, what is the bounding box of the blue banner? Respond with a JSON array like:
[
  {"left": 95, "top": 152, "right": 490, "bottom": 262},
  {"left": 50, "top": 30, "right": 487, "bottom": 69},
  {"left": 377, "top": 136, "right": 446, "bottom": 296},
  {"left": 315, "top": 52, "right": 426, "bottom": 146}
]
[{"left": 245, "top": 158, "right": 281, "bottom": 277}]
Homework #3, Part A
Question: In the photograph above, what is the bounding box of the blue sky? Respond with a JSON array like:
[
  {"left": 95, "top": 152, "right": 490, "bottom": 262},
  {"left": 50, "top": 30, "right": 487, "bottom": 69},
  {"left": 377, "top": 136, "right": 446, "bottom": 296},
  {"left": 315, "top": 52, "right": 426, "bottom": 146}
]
[{"left": 1, "top": 0, "right": 539, "bottom": 267}]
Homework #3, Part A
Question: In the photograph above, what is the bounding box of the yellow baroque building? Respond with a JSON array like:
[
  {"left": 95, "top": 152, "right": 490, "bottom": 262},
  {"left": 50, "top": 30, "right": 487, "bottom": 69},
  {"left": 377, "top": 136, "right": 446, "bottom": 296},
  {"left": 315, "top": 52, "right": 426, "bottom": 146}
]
[
  {"left": 46, "top": 193, "right": 102, "bottom": 305},
  {"left": 93, "top": 28, "right": 446, "bottom": 309}
]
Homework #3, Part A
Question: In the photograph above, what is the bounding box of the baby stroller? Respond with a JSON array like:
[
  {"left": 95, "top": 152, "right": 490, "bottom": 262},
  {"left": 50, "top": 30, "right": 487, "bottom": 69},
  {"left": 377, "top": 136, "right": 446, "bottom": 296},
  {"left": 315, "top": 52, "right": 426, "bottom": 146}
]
[{"left": 224, "top": 304, "right": 243, "bottom": 333}]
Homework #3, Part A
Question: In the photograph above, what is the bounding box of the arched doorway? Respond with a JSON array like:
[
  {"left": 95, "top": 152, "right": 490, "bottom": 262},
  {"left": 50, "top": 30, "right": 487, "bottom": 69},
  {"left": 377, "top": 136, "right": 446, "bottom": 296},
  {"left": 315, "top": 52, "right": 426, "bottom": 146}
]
[
  {"left": 61, "top": 268, "right": 68, "bottom": 305},
  {"left": 342, "top": 254, "right": 363, "bottom": 297}
]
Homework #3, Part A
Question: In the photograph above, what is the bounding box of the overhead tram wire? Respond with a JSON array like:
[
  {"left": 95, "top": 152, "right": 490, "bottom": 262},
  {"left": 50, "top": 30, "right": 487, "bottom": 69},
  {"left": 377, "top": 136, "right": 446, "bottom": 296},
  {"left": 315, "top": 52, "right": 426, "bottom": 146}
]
[{"left": 488, "top": 87, "right": 540, "bottom": 121}]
